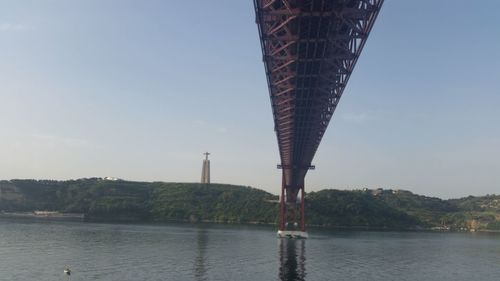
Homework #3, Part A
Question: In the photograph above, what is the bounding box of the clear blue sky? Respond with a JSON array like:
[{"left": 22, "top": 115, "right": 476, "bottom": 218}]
[{"left": 1, "top": 0, "right": 499, "bottom": 198}]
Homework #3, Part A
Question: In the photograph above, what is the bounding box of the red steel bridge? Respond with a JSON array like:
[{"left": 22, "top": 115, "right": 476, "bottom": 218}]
[{"left": 254, "top": 0, "right": 384, "bottom": 237}]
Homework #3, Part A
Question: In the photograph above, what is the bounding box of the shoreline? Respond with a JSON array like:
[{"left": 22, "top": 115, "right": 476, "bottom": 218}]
[
  {"left": 0, "top": 211, "right": 84, "bottom": 221},
  {"left": 1, "top": 213, "right": 498, "bottom": 233}
]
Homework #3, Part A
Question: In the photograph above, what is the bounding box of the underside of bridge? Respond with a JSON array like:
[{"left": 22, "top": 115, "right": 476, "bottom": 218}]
[{"left": 254, "top": 0, "right": 383, "bottom": 234}]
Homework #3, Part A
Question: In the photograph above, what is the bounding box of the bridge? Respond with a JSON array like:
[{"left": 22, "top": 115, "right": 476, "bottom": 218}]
[{"left": 254, "top": 0, "right": 384, "bottom": 237}]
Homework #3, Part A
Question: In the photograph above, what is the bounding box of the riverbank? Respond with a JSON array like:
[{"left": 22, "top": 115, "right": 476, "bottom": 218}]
[
  {"left": 0, "top": 211, "right": 84, "bottom": 221},
  {"left": 1, "top": 210, "right": 499, "bottom": 234}
]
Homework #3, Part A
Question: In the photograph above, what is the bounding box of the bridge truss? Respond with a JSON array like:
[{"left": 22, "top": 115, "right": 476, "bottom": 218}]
[{"left": 254, "top": 0, "right": 384, "bottom": 234}]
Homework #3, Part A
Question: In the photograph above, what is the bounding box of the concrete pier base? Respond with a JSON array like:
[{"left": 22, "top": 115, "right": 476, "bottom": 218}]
[{"left": 277, "top": 230, "right": 309, "bottom": 239}]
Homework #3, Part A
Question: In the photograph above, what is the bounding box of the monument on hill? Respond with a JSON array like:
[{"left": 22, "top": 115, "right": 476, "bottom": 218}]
[{"left": 201, "top": 152, "right": 210, "bottom": 184}]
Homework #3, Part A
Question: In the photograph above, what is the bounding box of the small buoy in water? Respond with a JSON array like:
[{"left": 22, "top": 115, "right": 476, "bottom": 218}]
[{"left": 64, "top": 268, "right": 71, "bottom": 276}]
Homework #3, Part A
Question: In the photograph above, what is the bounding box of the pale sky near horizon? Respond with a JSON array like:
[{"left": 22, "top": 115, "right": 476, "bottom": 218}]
[{"left": 1, "top": 1, "right": 499, "bottom": 199}]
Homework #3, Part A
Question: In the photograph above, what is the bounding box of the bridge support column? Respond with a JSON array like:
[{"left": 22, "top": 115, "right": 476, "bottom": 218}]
[
  {"left": 279, "top": 173, "right": 286, "bottom": 231},
  {"left": 300, "top": 186, "right": 305, "bottom": 232},
  {"left": 277, "top": 178, "right": 308, "bottom": 239}
]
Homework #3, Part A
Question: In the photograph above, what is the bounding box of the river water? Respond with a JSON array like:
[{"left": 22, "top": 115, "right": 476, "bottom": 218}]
[{"left": 0, "top": 219, "right": 499, "bottom": 281}]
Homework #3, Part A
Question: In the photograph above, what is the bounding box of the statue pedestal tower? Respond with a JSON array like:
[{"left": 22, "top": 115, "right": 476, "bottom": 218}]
[{"left": 201, "top": 152, "right": 210, "bottom": 184}]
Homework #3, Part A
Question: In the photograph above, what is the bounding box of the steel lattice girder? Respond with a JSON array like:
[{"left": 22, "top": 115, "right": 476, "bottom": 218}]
[{"left": 255, "top": 0, "right": 383, "bottom": 202}]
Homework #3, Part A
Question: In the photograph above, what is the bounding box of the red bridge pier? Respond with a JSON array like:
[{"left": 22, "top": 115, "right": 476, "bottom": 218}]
[{"left": 278, "top": 172, "right": 308, "bottom": 238}]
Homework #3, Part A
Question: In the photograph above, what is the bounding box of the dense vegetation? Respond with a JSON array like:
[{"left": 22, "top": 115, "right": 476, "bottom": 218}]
[
  {"left": 1, "top": 179, "right": 499, "bottom": 231},
  {"left": 306, "top": 190, "right": 418, "bottom": 228},
  {"left": 0, "top": 179, "right": 277, "bottom": 223}
]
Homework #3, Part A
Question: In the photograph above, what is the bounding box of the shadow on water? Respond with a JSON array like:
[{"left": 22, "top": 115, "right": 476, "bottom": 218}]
[
  {"left": 279, "top": 239, "right": 306, "bottom": 281},
  {"left": 194, "top": 228, "right": 208, "bottom": 281}
]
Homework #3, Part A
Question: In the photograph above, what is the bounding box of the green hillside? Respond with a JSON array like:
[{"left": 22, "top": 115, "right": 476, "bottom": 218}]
[
  {"left": 1, "top": 179, "right": 499, "bottom": 231},
  {"left": 0, "top": 179, "right": 277, "bottom": 224},
  {"left": 306, "top": 190, "right": 418, "bottom": 228}
]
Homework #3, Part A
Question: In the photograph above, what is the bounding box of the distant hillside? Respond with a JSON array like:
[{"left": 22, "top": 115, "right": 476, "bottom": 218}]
[
  {"left": 0, "top": 179, "right": 277, "bottom": 224},
  {"left": 306, "top": 190, "right": 418, "bottom": 228},
  {"left": 1, "top": 179, "right": 499, "bottom": 231},
  {"left": 446, "top": 194, "right": 500, "bottom": 230}
]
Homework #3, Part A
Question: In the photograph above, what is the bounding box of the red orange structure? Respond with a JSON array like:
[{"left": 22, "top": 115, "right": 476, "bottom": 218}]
[{"left": 254, "top": 0, "right": 384, "bottom": 237}]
